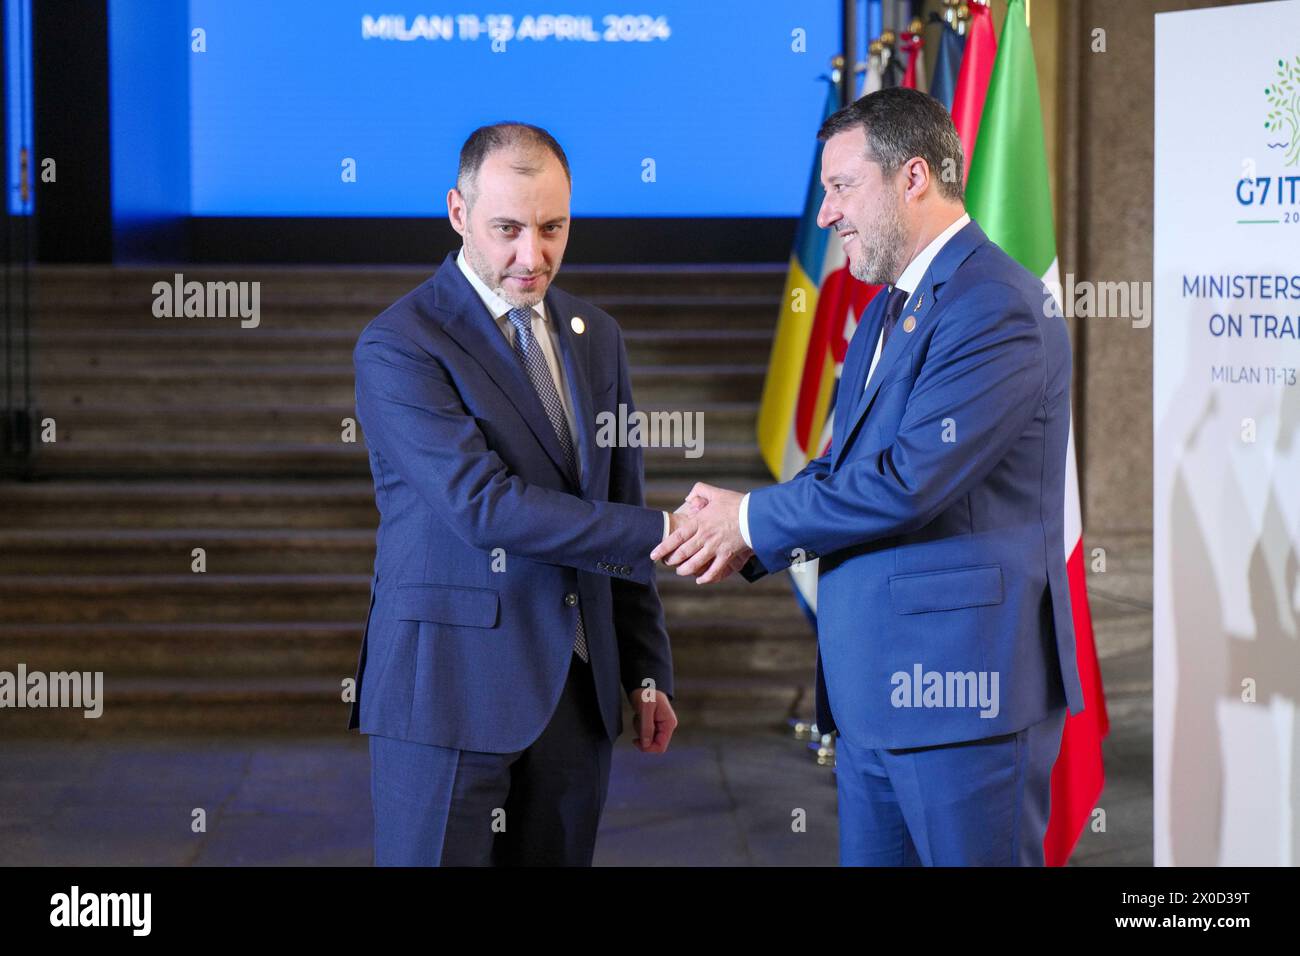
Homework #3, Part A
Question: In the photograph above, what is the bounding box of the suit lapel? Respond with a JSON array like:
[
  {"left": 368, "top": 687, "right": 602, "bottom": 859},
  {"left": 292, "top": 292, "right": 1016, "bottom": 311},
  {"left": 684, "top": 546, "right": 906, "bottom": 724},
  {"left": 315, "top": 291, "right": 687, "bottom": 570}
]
[
  {"left": 546, "top": 289, "right": 597, "bottom": 496},
  {"left": 435, "top": 254, "right": 574, "bottom": 484},
  {"left": 833, "top": 289, "right": 887, "bottom": 460},
  {"left": 831, "top": 219, "right": 989, "bottom": 471}
]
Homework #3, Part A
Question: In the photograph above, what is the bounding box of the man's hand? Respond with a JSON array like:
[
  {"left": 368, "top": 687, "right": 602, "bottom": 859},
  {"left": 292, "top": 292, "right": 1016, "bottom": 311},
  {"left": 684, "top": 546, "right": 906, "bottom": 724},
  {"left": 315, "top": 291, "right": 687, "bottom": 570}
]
[
  {"left": 630, "top": 685, "right": 678, "bottom": 754},
  {"left": 651, "top": 482, "right": 754, "bottom": 584},
  {"left": 676, "top": 496, "right": 704, "bottom": 514}
]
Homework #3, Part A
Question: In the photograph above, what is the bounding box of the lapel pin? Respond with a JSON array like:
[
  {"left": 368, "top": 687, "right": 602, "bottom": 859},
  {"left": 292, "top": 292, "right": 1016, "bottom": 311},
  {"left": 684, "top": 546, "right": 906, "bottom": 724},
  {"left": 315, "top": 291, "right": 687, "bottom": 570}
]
[
  {"left": 570, "top": 316, "right": 586, "bottom": 334},
  {"left": 903, "top": 316, "right": 917, "bottom": 333},
  {"left": 913, "top": 293, "right": 924, "bottom": 311}
]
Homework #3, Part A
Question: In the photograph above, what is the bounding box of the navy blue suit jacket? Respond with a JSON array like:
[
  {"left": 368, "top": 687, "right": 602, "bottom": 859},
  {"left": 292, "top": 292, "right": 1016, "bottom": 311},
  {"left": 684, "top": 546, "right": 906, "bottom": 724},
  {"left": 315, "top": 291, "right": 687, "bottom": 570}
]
[
  {"left": 347, "top": 252, "right": 672, "bottom": 752},
  {"left": 744, "top": 220, "right": 1085, "bottom": 749}
]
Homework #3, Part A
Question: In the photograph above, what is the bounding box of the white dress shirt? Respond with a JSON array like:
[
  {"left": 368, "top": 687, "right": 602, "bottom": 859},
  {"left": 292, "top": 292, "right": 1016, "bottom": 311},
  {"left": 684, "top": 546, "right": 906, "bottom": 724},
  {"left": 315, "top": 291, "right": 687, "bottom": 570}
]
[
  {"left": 738, "top": 213, "right": 971, "bottom": 549},
  {"left": 457, "top": 249, "right": 579, "bottom": 456},
  {"left": 456, "top": 249, "right": 670, "bottom": 538}
]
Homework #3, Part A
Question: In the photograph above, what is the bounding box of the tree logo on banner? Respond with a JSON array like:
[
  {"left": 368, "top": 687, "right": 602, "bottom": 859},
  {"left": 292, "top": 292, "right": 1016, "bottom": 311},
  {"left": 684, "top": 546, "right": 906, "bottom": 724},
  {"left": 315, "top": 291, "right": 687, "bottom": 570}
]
[{"left": 1264, "top": 54, "right": 1299, "bottom": 166}]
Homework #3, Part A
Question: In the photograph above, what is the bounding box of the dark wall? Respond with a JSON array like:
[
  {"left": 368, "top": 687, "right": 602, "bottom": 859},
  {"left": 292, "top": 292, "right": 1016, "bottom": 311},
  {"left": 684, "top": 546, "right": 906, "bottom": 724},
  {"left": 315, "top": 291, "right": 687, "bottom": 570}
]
[
  {"left": 187, "top": 217, "right": 795, "bottom": 266},
  {"left": 33, "top": 0, "right": 111, "bottom": 262}
]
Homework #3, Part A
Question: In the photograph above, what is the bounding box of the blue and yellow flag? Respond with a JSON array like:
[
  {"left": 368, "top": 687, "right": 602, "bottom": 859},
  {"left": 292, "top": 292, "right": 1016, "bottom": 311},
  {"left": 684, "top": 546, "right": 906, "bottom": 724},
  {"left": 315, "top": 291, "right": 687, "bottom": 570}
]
[
  {"left": 756, "top": 78, "right": 882, "bottom": 617},
  {"left": 756, "top": 80, "right": 836, "bottom": 481},
  {"left": 757, "top": 81, "right": 881, "bottom": 486}
]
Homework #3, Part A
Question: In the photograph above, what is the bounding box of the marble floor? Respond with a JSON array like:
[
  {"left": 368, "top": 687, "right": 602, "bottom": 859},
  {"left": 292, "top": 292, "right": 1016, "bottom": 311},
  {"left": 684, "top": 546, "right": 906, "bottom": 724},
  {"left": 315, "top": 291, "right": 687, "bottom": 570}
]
[{"left": 0, "top": 638, "right": 1150, "bottom": 867}]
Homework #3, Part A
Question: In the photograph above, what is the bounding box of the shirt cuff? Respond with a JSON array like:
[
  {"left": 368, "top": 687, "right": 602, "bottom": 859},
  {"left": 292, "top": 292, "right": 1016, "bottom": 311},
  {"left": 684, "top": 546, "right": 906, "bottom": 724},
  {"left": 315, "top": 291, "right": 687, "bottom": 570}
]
[
  {"left": 662, "top": 511, "right": 670, "bottom": 539},
  {"left": 738, "top": 493, "right": 752, "bottom": 549}
]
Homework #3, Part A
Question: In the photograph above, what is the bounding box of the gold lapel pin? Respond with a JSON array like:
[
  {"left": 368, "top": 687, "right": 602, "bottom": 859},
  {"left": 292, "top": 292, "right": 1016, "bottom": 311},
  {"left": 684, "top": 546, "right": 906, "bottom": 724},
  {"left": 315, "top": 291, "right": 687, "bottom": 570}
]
[
  {"left": 570, "top": 316, "right": 586, "bottom": 334},
  {"left": 903, "top": 316, "right": 917, "bottom": 333}
]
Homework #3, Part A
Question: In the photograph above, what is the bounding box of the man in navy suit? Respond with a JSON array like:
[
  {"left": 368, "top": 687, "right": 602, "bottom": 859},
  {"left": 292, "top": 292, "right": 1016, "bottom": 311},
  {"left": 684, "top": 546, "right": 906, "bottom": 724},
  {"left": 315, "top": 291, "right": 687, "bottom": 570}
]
[
  {"left": 350, "top": 123, "right": 681, "bottom": 866},
  {"left": 654, "top": 88, "right": 1085, "bottom": 865}
]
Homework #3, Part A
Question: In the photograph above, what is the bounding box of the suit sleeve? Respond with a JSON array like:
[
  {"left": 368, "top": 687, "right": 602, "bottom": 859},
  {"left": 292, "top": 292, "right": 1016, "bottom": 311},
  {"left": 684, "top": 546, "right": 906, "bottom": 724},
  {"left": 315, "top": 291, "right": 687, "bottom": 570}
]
[
  {"left": 605, "top": 327, "right": 674, "bottom": 699},
  {"left": 354, "top": 322, "right": 664, "bottom": 586},
  {"left": 738, "top": 447, "right": 832, "bottom": 583},
  {"left": 745, "top": 282, "right": 1047, "bottom": 574}
]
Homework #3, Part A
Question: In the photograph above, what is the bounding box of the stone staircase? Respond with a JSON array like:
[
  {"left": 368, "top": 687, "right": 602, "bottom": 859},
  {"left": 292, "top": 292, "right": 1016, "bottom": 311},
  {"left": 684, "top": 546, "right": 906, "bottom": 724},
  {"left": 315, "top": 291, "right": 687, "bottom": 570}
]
[{"left": 0, "top": 264, "right": 818, "bottom": 736}]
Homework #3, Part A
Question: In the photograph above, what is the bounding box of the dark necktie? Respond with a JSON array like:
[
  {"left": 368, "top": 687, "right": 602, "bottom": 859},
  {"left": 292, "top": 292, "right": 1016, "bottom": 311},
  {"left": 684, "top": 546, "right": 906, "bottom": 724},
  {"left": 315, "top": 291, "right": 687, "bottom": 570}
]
[
  {"left": 880, "top": 285, "right": 911, "bottom": 351},
  {"left": 505, "top": 306, "right": 588, "bottom": 663}
]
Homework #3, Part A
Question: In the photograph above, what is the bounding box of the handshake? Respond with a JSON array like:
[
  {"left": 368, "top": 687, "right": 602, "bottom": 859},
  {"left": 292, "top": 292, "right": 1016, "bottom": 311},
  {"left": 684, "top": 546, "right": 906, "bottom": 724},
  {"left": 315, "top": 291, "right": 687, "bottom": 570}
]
[{"left": 650, "top": 482, "right": 755, "bottom": 584}]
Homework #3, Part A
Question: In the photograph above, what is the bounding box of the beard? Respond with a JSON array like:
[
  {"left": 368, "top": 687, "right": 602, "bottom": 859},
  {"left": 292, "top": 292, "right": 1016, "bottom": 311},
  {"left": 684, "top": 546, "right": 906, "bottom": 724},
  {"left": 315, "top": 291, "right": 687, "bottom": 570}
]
[
  {"left": 845, "top": 193, "right": 907, "bottom": 286},
  {"left": 463, "top": 230, "right": 555, "bottom": 309}
]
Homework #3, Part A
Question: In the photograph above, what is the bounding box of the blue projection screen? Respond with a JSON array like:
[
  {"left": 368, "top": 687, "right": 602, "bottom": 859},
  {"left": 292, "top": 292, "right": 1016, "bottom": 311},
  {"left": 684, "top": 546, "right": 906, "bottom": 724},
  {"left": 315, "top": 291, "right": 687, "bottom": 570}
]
[{"left": 177, "top": 1, "right": 838, "bottom": 217}]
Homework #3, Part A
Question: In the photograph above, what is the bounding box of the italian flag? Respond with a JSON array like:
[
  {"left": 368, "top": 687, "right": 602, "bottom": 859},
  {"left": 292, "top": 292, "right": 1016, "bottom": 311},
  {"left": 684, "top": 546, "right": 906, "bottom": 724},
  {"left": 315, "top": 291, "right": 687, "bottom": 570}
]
[{"left": 961, "top": 0, "right": 1110, "bottom": 867}]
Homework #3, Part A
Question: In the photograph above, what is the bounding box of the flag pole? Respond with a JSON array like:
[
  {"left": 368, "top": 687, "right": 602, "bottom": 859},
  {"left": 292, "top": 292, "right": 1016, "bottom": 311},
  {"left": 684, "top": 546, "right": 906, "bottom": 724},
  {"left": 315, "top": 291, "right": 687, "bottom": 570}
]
[{"left": 840, "top": 0, "right": 857, "bottom": 107}]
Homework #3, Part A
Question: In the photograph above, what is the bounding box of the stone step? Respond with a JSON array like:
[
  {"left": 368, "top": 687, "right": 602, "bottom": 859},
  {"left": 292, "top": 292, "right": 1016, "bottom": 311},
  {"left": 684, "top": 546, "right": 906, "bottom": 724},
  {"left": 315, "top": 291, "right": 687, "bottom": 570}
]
[
  {"left": 0, "top": 528, "right": 799, "bottom": 579},
  {"left": 658, "top": 571, "right": 808, "bottom": 622},
  {"left": 0, "top": 529, "right": 377, "bottom": 575},
  {"left": 0, "top": 480, "right": 384, "bottom": 530},
  {"left": 0, "top": 573, "right": 372, "bottom": 624},
  {"left": 32, "top": 328, "right": 775, "bottom": 367},
  {"left": 33, "top": 300, "right": 780, "bottom": 333},
  {"left": 0, "top": 614, "right": 813, "bottom": 680},
  {"left": 0, "top": 571, "right": 799, "bottom": 624},
  {"left": 33, "top": 363, "right": 766, "bottom": 406},
  {"left": 649, "top": 477, "right": 771, "bottom": 509},
  {"left": 36, "top": 400, "right": 758, "bottom": 445},
  {"left": 0, "top": 676, "right": 351, "bottom": 738},
  {"left": 0, "top": 621, "right": 363, "bottom": 676},
  {"left": 0, "top": 477, "right": 771, "bottom": 530},
  {"left": 0, "top": 670, "right": 813, "bottom": 737},
  {"left": 24, "top": 439, "right": 767, "bottom": 480},
  {"left": 659, "top": 674, "right": 815, "bottom": 730}
]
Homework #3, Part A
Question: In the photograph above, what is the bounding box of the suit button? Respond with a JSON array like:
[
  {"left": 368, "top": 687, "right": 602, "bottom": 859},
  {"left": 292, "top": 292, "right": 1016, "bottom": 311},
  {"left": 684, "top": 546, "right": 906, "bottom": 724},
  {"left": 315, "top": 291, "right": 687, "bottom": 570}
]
[
  {"left": 621, "top": 565, "right": 632, "bottom": 575},
  {"left": 564, "top": 592, "right": 578, "bottom": 607}
]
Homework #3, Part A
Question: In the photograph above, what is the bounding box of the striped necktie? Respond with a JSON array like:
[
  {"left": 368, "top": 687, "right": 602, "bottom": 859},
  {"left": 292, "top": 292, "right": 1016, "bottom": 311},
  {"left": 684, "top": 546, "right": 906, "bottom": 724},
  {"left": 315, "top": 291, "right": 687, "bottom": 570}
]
[{"left": 505, "top": 306, "right": 588, "bottom": 663}]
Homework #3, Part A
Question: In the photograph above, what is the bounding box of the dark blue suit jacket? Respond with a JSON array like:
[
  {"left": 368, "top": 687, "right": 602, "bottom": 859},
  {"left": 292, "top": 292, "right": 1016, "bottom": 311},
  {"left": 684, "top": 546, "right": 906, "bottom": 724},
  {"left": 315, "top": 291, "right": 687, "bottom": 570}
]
[
  {"left": 745, "top": 220, "right": 1085, "bottom": 749},
  {"left": 347, "top": 252, "right": 672, "bottom": 752}
]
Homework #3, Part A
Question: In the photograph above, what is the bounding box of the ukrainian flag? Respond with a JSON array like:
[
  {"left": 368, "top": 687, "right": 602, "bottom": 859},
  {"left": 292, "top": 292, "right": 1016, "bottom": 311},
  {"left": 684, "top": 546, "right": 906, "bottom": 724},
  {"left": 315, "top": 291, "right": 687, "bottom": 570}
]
[
  {"left": 756, "top": 77, "right": 882, "bottom": 616},
  {"left": 756, "top": 81, "right": 837, "bottom": 482}
]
